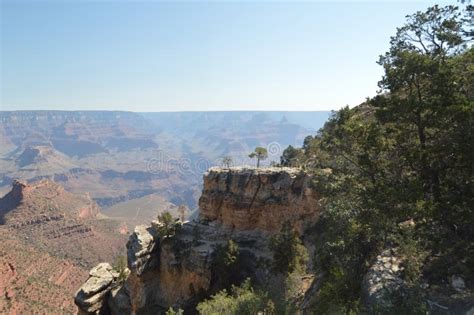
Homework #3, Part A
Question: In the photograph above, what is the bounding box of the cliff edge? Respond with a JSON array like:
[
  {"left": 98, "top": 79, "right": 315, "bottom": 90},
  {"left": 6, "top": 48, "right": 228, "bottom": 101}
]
[{"left": 199, "top": 167, "right": 320, "bottom": 233}]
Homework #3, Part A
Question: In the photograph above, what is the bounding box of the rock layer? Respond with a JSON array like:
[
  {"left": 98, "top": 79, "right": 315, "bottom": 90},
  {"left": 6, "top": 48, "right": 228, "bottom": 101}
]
[{"left": 199, "top": 167, "right": 320, "bottom": 234}]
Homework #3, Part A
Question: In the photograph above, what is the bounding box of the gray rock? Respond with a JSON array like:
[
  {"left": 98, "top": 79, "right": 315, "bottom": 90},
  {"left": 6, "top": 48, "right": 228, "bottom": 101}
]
[
  {"left": 362, "top": 249, "right": 404, "bottom": 309},
  {"left": 127, "top": 224, "right": 159, "bottom": 276},
  {"left": 75, "top": 263, "right": 118, "bottom": 314},
  {"left": 108, "top": 284, "right": 132, "bottom": 315}
]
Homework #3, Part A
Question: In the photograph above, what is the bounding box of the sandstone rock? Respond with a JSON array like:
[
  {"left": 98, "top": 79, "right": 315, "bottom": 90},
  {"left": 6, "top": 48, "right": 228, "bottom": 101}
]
[
  {"left": 115, "top": 217, "right": 281, "bottom": 314},
  {"left": 126, "top": 225, "right": 159, "bottom": 276},
  {"left": 199, "top": 167, "right": 320, "bottom": 234},
  {"left": 74, "top": 263, "right": 118, "bottom": 314}
]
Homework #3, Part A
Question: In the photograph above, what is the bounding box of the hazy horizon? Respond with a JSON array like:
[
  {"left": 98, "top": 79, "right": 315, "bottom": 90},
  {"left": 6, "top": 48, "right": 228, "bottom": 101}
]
[{"left": 0, "top": 109, "right": 332, "bottom": 113}]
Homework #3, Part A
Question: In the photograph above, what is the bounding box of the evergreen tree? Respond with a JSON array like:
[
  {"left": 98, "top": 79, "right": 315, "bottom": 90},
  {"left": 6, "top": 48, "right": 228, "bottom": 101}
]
[{"left": 270, "top": 222, "right": 308, "bottom": 274}]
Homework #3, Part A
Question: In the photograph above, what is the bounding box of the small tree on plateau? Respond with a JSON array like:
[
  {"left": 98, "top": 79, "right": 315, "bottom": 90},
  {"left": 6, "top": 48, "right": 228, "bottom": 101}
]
[
  {"left": 249, "top": 147, "right": 268, "bottom": 168},
  {"left": 222, "top": 156, "right": 233, "bottom": 169}
]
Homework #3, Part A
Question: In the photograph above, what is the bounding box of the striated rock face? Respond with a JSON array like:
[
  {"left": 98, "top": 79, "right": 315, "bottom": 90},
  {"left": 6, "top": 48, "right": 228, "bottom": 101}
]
[
  {"left": 76, "top": 221, "right": 218, "bottom": 314},
  {"left": 199, "top": 167, "right": 320, "bottom": 234},
  {"left": 0, "top": 179, "right": 100, "bottom": 224},
  {"left": 0, "top": 179, "right": 127, "bottom": 314}
]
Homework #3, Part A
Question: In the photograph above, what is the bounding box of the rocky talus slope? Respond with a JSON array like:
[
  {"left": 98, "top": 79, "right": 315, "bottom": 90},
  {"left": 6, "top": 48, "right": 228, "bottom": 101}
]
[{"left": 75, "top": 167, "right": 321, "bottom": 314}]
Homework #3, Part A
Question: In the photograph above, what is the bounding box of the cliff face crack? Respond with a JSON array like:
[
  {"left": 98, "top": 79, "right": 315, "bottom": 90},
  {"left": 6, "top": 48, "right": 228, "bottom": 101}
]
[
  {"left": 225, "top": 172, "right": 232, "bottom": 193},
  {"left": 247, "top": 174, "right": 262, "bottom": 212},
  {"left": 217, "top": 192, "right": 226, "bottom": 222}
]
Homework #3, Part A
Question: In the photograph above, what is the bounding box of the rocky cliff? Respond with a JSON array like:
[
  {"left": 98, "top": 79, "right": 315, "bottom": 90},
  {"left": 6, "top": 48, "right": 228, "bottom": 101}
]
[
  {"left": 199, "top": 167, "right": 320, "bottom": 234},
  {"left": 75, "top": 167, "right": 321, "bottom": 314}
]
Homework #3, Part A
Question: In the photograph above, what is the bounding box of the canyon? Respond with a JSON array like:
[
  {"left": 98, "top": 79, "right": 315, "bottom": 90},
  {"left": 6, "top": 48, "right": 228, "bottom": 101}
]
[
  {"left": 0, "top": 110, "right": 330, "bottom": 314},
  {"left": 0, "top": 111, "right": 329, "bottom": 227}
]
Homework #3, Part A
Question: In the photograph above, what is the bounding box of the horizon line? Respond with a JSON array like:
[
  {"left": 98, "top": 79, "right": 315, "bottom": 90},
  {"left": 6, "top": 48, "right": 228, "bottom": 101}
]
[{"left": 0, "top": 109, "right": 335, "bottom": 113}]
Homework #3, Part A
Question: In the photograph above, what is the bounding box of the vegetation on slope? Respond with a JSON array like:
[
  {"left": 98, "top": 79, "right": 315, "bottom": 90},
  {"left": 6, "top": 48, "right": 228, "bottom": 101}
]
[{"left": 280, "top": 4, "right": 473, "bottom": 313}]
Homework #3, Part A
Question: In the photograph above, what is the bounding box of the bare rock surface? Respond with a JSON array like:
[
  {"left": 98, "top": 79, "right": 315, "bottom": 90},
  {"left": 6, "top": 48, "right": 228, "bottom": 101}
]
[
  {"left": 362, "top": 248, "right": 404, "bottom": 309},
  {"left": 74, "top": 263, "right": 118, "bottom": 313},
  {"left": 127, "top": 224, "right": 159, "bottom": 276},
  {"left": 199, "top": 167, "right": 320, "bottom": 234}
]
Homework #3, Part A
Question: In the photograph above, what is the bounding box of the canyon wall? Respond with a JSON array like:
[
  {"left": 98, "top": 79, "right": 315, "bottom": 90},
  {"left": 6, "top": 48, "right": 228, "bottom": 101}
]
[{"left": 75, "top": 167, "right": 321, "bottom": 314}]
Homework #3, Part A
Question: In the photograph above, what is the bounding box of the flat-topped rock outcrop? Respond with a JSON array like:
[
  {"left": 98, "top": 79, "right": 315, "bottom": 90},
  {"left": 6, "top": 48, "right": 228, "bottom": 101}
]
[
  {"left": 75, "top": 263, "right": 120, "bottom": 314},
  {"left": 199, "top": 167, "right": 320, "bottom": 234},
  {"left": 74, "top": 167, "right": 321, "bottom": 314}
]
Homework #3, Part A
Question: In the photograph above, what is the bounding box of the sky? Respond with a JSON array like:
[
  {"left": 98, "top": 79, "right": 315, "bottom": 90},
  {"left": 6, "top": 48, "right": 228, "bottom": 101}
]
[{"left": 0, "top": 0, "right": 452, "bottom": 112}]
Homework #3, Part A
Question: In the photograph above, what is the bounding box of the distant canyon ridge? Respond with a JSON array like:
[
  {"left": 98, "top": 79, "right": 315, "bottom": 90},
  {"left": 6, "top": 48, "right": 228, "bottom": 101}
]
[{"left": 0, "top": 111, "right": 330, "bottom": 226}]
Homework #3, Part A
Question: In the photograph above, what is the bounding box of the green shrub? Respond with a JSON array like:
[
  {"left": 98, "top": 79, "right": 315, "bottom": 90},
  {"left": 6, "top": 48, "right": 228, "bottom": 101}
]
[
  {"left": 212, "top": 239, "right": 241, "bottom": 287},
  {"left": 165, "top": 307, "right": 184, "bottom": 315},
  {"left": 112, "top": 255, "right": 128, "bottom": 284},
  {"left": 156, "top": 211, "right": 179, "bottom": 238},
  {"left": 197, "top": 279, "right": 272, "bottom": 315}
]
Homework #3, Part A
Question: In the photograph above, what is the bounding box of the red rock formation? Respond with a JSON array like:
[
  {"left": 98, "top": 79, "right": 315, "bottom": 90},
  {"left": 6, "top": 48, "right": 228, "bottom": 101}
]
[{"left": 0, "top": 179, "right": 99, "bottom": 224}]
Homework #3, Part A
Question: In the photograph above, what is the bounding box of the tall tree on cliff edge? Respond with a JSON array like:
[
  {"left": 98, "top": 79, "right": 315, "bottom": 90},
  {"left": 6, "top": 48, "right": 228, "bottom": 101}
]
[{"left": 372, "top": 4, "right": 473, "bottom": 252}]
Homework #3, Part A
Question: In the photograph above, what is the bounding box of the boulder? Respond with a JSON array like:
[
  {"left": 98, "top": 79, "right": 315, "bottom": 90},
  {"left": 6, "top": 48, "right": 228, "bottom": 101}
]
[{"left": 75, "top": 263, "right": 118, "bottom": 314}]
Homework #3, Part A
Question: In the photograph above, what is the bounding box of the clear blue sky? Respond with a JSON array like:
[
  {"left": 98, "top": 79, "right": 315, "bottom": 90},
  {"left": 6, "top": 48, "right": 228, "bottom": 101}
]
[{"left": 1, "top": 1, "right": 451, "bottom": 112}]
